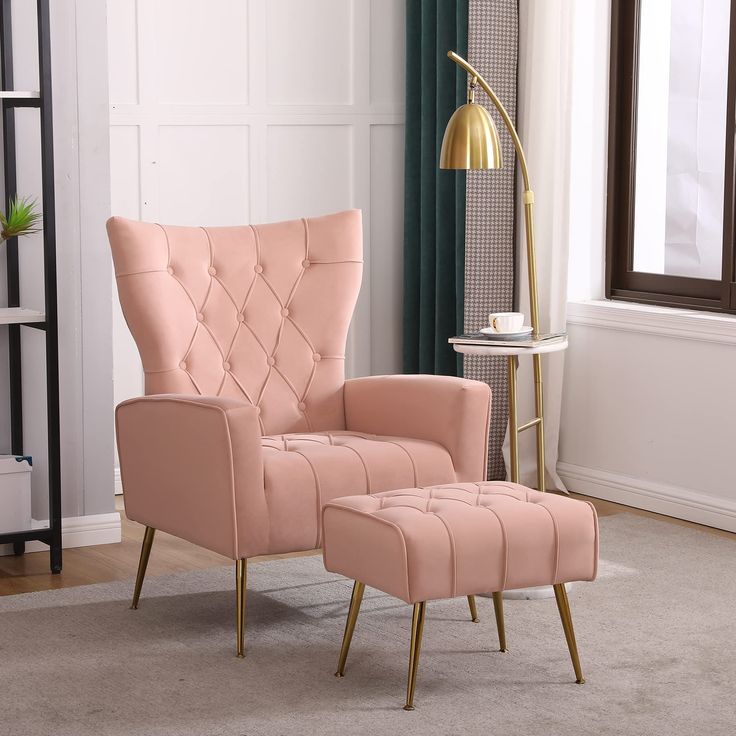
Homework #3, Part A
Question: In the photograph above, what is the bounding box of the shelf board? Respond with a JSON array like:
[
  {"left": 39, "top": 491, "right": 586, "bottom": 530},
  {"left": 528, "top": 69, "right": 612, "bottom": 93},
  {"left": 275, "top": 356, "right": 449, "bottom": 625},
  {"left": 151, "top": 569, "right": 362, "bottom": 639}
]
[
  {"left": 0, "top": 91, "right": 40, "bottom": 98},
  {"left": 0, "top": 307, "right": 45, "bottom": 324}
]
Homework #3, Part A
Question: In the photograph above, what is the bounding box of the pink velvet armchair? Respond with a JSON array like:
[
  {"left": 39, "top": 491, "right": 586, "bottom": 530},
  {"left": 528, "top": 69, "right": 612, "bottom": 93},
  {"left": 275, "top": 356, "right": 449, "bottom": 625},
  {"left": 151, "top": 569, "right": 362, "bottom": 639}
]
[{"left": 108, "top": 209, "right": 491, "bottom": 656}]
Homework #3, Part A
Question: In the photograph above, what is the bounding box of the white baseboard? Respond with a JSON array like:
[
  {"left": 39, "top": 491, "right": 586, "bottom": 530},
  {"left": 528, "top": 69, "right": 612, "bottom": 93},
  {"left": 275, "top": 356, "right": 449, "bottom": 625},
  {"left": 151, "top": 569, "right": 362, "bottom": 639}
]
[
  {"left": 0, "top": 511, "right": 122, "bottom": 556},
  {"left": 114, "top": 466, "right": 123, "bottom": 495},
  {"left": 558, "top": 461, "right": 736, "bottom": 533}
]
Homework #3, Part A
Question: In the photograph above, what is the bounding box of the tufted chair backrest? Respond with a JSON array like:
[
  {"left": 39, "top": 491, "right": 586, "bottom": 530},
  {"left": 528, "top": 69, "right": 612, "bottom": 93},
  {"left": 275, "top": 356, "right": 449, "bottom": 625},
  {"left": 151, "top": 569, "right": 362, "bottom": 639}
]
[{"left": 108, "top": 210, "right": 363, "bottom": 435}]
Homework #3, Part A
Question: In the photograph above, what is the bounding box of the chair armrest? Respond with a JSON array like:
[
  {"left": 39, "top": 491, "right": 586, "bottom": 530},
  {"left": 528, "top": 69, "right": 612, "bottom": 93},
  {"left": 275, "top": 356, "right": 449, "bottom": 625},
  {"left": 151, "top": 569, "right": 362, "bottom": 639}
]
[
  {"left": 116, "top": 394, "right": 267, "bottom": 559},
  {"left": 343, "top": 375, "right": 491, "bottom": 482}
]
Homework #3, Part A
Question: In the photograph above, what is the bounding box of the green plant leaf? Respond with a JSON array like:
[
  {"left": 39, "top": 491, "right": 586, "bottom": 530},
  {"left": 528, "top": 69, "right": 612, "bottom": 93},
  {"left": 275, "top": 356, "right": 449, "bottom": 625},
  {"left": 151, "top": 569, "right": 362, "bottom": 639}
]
[{"left": 0, "top": 196, "right": 42, "bottom": 242}]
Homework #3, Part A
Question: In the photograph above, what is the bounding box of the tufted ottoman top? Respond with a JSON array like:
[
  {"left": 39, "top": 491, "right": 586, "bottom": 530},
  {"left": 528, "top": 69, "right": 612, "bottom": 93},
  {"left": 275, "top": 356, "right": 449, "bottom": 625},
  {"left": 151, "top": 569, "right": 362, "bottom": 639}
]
[{"left": 322, "top": 482, "right": 598, "bottom": 604}]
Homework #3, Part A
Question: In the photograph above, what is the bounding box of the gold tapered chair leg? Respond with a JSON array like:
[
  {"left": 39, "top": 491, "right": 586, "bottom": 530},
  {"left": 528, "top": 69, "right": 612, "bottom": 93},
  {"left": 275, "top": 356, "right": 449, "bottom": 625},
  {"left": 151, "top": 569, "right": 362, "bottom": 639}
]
[
  {"left": 130, "top": 526, "right": 156, "bottom": 610},
  {"left": 467, "top": 595, "right": 479, "bottom": 623},
  {"left": 404, "top": 602, "right": 427, "bottom": 711},
  {"left": 492, "top": 591, "right": 507, "bottom": 652},
  {"left": 335, "top": 581, "right": 365, "bottom": 677},
  {"left": 236, "top": 559, "right": 247, "bottom": 658},
  {"left": 553, "top": 583, "right": 585, "bottom": 683}
]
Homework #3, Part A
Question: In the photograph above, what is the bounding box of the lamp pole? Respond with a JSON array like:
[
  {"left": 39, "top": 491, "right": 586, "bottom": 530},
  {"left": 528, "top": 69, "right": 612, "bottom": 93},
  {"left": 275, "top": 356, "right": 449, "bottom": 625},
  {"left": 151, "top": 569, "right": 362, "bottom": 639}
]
[{"left": 445, "top": 51, "right": 546, "bottom": 491}]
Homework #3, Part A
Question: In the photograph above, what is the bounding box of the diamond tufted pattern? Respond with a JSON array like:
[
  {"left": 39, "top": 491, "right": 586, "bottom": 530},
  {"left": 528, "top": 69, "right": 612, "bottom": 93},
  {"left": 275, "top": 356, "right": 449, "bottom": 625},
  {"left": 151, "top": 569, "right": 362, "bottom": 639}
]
[
  {"left": 323, "top": 482, "right": 599, "bottom": 603},
  {"left": 108, "top": 210, "right": 363, "bottom": 435}
]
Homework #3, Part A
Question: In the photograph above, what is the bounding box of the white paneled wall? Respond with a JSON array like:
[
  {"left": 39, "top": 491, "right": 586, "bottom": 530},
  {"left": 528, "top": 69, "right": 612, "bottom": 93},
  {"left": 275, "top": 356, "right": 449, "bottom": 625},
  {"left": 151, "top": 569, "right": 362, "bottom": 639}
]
[
  {"left": 2, "top": 0, "right": 115, "bottom": 530},
  {"left": 107, "top": 0, "right": 406, "bottom": 437}
]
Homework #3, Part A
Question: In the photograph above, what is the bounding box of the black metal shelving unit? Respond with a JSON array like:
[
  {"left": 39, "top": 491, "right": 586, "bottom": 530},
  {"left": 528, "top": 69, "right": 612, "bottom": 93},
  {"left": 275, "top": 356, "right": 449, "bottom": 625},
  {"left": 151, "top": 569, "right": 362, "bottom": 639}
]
[{"left": 0, "top": 0, "right": 61, "bottom": 573}]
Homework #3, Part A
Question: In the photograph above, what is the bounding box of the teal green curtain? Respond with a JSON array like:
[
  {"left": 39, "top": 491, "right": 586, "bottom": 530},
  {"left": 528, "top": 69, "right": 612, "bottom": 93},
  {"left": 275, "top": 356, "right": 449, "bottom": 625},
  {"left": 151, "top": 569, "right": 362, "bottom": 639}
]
[{"left": 403, "top": 0, "right": 468, "bottom": 376}]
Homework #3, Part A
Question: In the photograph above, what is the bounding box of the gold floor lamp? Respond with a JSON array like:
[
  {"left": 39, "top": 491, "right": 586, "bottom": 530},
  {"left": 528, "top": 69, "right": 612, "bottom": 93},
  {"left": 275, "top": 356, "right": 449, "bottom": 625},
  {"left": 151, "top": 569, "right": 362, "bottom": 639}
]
[{"left": 440, "top": 51, "right": 547, "bottom": 491}]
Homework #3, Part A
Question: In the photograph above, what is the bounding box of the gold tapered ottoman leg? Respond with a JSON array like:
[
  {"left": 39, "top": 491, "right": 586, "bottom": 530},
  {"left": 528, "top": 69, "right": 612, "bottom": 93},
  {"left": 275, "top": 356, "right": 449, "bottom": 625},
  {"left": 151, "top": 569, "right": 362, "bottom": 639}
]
[
  {"left": 236, "top": 559, "right": 247, "bottom": 658},
  {"left": 404, "top": 602, "right": 427, "bottom": 711},
  {"left": 130, "top": 526, "right": 156, "bottom": 610},
  {"left": 553, "top": 583, "right": 585, "bottom": 683},
  {"left": 335, "top": 581, "right": 365, "bottom": 677},
  {"left": 492, "top": 592, "right": 507, "bottom": 652},
  {"left": 467, "top": 595, "right": 479, "bottom": 623}
]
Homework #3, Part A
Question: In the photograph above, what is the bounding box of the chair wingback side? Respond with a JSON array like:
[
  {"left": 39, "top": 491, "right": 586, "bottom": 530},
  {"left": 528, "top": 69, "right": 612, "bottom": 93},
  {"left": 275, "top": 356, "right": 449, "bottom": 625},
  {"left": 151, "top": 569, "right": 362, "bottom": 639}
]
[{"left": 108, "top": 210, "right": 363, "bottom": 435}]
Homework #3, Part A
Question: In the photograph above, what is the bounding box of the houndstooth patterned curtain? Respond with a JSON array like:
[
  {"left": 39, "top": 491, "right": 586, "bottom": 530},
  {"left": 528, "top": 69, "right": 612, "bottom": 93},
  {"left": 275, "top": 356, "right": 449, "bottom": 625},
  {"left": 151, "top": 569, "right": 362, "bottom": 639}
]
[{"left": 463, "top": 0, "right": 518, "bottom": 480}]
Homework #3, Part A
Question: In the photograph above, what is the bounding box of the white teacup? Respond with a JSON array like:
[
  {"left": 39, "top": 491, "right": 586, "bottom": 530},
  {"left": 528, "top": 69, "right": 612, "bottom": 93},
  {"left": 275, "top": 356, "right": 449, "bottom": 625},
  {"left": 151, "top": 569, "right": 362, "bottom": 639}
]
[{"left": 488, "top": 312, "right": 524, "bottom": 333}]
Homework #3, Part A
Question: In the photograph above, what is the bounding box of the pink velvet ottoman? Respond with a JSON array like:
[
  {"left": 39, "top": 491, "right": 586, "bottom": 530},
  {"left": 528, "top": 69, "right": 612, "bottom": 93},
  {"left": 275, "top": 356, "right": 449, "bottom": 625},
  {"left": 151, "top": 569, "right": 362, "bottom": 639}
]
[{"left": 322, "top": 481, "right": 599, "bottom": 710}]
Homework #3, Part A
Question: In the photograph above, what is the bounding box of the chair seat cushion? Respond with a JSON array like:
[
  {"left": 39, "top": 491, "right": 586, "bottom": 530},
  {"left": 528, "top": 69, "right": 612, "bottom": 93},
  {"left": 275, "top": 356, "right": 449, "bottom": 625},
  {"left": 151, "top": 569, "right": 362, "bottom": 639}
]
[
  {"left": 261, "top": 431, "right": 457, "bottom": 554},
  {"left": 322, "top": 482, "right": 599, "bottom": 603}
]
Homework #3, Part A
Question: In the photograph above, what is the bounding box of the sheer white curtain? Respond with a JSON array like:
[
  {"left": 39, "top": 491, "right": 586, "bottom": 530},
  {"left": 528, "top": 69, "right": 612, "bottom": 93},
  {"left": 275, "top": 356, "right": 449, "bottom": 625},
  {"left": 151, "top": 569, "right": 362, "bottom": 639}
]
[
  {"left": 663, "top": 0, "right": 729, "bottom": 278},
  {"left": 503, "top": 0, "right": 576, "bottom": 490}
]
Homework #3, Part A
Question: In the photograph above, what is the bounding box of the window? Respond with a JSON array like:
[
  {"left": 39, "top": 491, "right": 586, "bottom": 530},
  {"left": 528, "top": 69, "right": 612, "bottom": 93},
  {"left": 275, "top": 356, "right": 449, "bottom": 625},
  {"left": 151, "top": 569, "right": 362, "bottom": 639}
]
[{"left": 606, "top": 0, "right": 736, "bottom": 312}]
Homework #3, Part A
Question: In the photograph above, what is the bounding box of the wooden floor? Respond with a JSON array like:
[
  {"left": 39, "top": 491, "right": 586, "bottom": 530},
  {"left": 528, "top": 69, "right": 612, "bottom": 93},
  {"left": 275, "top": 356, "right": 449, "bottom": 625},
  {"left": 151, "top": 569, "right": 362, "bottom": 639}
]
[{"left": 1, "top": 492, "right": 732, "bottom": 597}]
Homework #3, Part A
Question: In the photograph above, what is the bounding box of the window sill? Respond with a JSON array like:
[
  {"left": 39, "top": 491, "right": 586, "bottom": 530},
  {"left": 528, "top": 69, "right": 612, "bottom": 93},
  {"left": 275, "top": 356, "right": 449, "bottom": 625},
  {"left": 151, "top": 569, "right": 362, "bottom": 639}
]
[{"left": 566, "top": 299, "right": 736, "bottom": 346}]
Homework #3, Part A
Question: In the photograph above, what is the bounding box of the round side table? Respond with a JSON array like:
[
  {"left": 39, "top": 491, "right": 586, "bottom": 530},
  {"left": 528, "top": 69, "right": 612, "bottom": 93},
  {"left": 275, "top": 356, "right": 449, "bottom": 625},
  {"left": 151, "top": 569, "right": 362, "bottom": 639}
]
[{"left": 453, "top": 337, "right": 567, "bottom": 488}]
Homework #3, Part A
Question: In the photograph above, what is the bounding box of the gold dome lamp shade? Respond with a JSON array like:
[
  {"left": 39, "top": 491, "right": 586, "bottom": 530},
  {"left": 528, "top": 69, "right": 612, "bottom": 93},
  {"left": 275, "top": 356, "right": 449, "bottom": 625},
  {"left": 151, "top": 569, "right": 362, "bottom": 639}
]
[{"left": 439, "top": 102, "right": 502, "bottom": 170}]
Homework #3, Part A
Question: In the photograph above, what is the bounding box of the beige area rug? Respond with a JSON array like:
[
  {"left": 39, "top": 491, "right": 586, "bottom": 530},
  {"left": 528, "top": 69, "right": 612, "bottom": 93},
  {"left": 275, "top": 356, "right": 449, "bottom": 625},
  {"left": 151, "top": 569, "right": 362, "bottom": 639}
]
[{"left": 1, "top": 514, "right": 735, "bottom": 736}]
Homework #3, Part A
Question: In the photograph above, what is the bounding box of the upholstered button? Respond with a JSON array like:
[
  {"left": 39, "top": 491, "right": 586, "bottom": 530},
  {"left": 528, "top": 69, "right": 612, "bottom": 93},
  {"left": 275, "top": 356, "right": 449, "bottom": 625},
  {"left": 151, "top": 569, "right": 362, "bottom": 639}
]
[
  {"left": 167, "top": 266, "right": 174, "bottom": 275},
  {"left": 267, "top": 356, "right": 275, "bottom": 366},
  {"left": 313, "top": 353, "right": 321, "bottom": 362},
  {"left": 302, "top": 259, "right": 310, "bottom": 268},
  {"left": 179, "top": 361, "right": 187, "bottom": 370},
  {"left": 238, "top": 313, "right": 245, "bottom": 322},
  {"left": 223, "top": 361, "right": 231, "bottom": 371},
  {"left": 208, "top": 266, "right": 216, "bottom": 276},
  {"left": 196, "top": 313, "right": 204, "bottom": 322},
  {"left": 281, "top": 308, "right": 289, "bottom": 317},
  {"left": 255, "top": 407, "right": 261, "bottom": 415},
  {"left": 297, "top": 402, "right": 306, "bottom": 412},
  {"left": 254, "top": 264, "right": 263, "bottom": 274}
]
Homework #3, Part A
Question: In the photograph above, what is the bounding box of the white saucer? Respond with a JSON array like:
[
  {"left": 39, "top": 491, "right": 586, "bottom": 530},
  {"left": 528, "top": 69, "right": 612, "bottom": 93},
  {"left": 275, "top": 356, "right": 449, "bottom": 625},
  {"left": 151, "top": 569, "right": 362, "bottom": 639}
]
[{"left": 480, "top": 325, "right": 533, "bottom": 339}]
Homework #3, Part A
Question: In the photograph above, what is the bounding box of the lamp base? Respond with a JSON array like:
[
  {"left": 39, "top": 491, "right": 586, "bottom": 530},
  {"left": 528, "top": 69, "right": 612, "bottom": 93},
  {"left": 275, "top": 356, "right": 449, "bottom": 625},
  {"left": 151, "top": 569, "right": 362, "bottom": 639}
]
[{"left": 480, "top": 582, "right": 572, "bottom": 601}]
